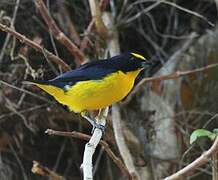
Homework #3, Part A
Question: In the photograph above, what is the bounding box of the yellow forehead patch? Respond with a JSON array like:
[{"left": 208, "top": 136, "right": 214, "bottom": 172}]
[{"left": 131, "top": 53, "right": 146, "bottom": 60}]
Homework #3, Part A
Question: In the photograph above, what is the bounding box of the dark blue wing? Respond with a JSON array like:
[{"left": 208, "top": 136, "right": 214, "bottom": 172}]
[
  {"left": 49, "top": 59, "right": 116, "bottom": 88},
  {"left": 46, "top": 54, "right": 131, "bottom": 89}
]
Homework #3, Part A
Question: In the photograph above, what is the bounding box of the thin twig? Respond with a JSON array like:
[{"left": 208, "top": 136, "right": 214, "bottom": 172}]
[
  {"left": 88, "top": 0, "right": 108, "bottom": 40},
  {"left": 0, "top": 79, "right": 51, "bottom": 103},
  {"left": 124, "top": 0, "right": 163, "bottom": 24},
  {"left": 112, "top": 105, "right": 140, "bottom": 180},
  {"left": 5, "top": 97, "right": 32, "bottom": 131},
  {"left": 45, "top": 128, "right": 132, "bottom": 179},
  {"left": 212, "top": 153, "right": 218, "bottom": 180},
  {"left": 0, "top": 0, "right": 20, "bottom": 64},
  {"left": 0, "top": 104, "right": 47, "bottom": 122},
  {"left": 164, "top": 136, "right": 218, "bottom": 180},
  {"left": 46, "top": 0, "right": 60, "bottom": 58},
  {"left": 131, "top": 0, "right": 214, "bottom": 27},
  {"left": 122, "top": 63, "right": 218, "bottom": 104},
  {"left": 35, "top": 0, "right": 85, "bottom": 66},
  {"left": 56, "top": 0, "right": 81, "bottom": 46},
  {"left": 32, "top": 161, "right": 65, "bottom": 180},
  {"left": 123, "top": 62, "right": 218, "bottom": 105},
  {"left": 215, "top": 0, "right": 218, "bottom": 12},
  {"left": 80, "top": 0, "right": 108, "bottom": 52},
  {"left": 0, "top": 23, "right": 70, "bottom": 72},
  {"left": 162, "top": 1, "right": 214, "bottom": 27},
  {"left": 9, "top": 143, "right": 28, "bottom": 180}
]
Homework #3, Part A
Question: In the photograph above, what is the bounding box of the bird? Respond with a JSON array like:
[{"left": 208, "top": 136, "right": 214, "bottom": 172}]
[{"left": 24, "top": 52, "right": 152, "bottom": 131}]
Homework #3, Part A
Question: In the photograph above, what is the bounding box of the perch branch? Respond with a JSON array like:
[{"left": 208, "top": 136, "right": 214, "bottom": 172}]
[
  {"left": 82, "top": 107, "right": 109, "bottom": 180},
  {"left": 123, "top": 62, "right": 218, "bottom": 104},
  {"left": 164, "top": 136, "right": 218, "bottom": 180},
  {"left": 0, "top": 23, "right": 70, "bottom": 72},
  {"left": 35, "top": 0, "right": 85, "bottom": 66},
  {"left": 45, "top": 129, "right": 132, "bottom": 179}
]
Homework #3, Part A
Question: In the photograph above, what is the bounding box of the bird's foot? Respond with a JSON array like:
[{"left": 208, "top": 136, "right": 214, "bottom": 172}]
[
  {"left": 91, "top": 120, "right": 105, "bottom": 134},
  {"left": 81, "top": 114, "right": 105, "bottom": 134}
]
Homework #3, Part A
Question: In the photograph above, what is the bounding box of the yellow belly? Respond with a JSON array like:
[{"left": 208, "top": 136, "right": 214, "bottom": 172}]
[{"left": 36, "top": 70, "right": 141, "bottom": 113}]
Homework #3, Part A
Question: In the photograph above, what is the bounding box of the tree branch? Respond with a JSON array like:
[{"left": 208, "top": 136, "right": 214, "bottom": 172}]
[
  {"left": 56, "top": 1, "right": 81, "bottom": 46},
  {"left": 112, "top": 105, "right": 140, "bottom": 180},
  {"left": 215, "top": 0, "right": 218, "bottom": 12},
  {"left": 80, "top": 0, "right": 108, "bottom": 51},
  {"left": 32, "top": 161, "right": 65, "bottom": 180},
  {"left": 164, "top": 136, "right": 218, "bottom": 180},
  {"left": 123, "top": 62, "right": 218, "bottom": 105},
  {"left": 0, "top": 23, "right": 70, "bottom": 72},
  {"left": 35, "top": 0, "right": 85, "bottom": 66},
  {"left": 82, "top": 107, "right": 108, "bottom": 180},
  {"left": 0, "top": 0, "right": 20, "bottom": 64},
  {"left": 88, "top": 0, "right": 109, "bottom": 40},
  {"left": 45, "top": 129, "right": 132, "bottom": 179}
]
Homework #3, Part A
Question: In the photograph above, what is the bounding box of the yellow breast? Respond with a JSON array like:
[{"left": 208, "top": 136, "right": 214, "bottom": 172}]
[{"left": 36, "top": 69, "right": 142, "bottom": 113}]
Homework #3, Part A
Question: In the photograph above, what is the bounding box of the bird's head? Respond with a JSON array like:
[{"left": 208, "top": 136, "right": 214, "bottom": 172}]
[
  {"left": 130, "top": 52, "right": 152, "bottom": 69},
  {"left": 111, "top": 52, "right": 152, "bottom": 73}
]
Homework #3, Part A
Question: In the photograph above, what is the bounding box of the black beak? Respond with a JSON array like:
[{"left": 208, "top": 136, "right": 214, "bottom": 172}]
[{"left": 141, "top": 61, "right": 153, "bottom": 69}]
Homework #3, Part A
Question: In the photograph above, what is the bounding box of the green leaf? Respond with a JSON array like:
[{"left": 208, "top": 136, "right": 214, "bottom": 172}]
[{"left": 190, "top": 129, "right": 216, "bottom": 144}]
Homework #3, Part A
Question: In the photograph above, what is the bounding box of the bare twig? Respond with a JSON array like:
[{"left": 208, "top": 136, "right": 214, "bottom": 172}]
[
  {"left": 9, "top": 143, "right": 28, "bottom": 180},
  {"left": 80, "top": 0, "right": 108, "bottom": 52},
  {"left": 0, "top": 104, "right": 47, "bottom": 123},
  {"left": 0, "top": 23, "right": 70, "bottom": 71},
  {"left": 32, "top": 161, "right": 65, "bottom": 180},
  {"left": 46, "top": 0, "right": 59, "bottom": 58},
  {"left": 45, "top": 129, "right": 132, "bottom": 179},
  {"left": 212, "top": 154, "right": 218, "bottom": 180},
  {"left": 162, "top": 1, "right": 214, "bottom": 27},
  {"left": 88, "top": 0, "right": 108, "bottom": 40},
  {"left": 124, "top": 0, "right": 163, "bottom": 24},
  {"left": 5, "top": 97, "right": 32, "bottom": 131},
  {"left": 0, "top": 80, "right": 51, "bottom": 103},
  {"left": 123, "top": 62, "right": 218, "bottom": 105},
  {"left": 0, "top": 0, "right": 20, "bottom": 64},
  {"left": 35, "top": 0, "right": 85, "bottom": 66},
  {"left": 164, "top": 136, "right": 218, "bottom": 180},
  {"left": 122, "top": 31, "right": 197, "bottom": 105},
  {"left": 56, "top": 1, "right": 81, "bottom": 45},
  {"left": 112, "top": 105, "right": 140, "bottom": 180},
  {"left": 80, "top": 20, "right": 95, "bottom": 52},
  {"left": 215, "top": 0, "right": 218, "bottom": 12},
  {"left": 131, "top": 0, "right": 214, "bottom": 27}
]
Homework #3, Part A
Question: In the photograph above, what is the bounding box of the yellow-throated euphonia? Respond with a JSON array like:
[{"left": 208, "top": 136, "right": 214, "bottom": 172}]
[{"left": 25, "top": 52, "right": 151, "bottom": 130}]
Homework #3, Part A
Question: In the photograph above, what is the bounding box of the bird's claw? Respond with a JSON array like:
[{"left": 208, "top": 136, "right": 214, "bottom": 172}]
[
  {"left": 81, "top": 114, "right": 106, "bottom": 134},
  {"left": 91, "top": 121, "right": 105, "bottom": 134}
]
